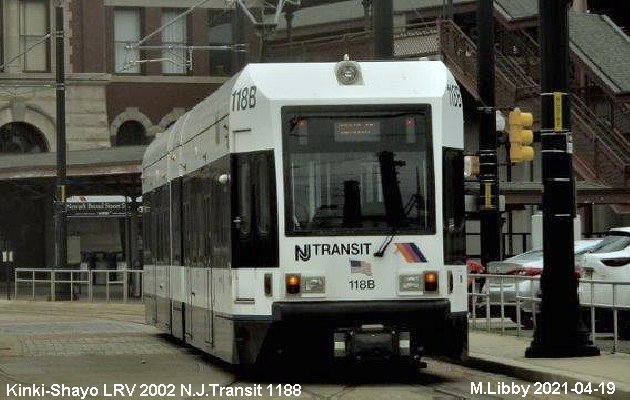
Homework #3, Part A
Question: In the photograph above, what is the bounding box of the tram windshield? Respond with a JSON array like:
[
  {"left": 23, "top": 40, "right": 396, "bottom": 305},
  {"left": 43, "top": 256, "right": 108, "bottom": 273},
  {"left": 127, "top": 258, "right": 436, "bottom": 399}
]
[{"left": 283, "top": 106, "right": 435, "bottom": 235}]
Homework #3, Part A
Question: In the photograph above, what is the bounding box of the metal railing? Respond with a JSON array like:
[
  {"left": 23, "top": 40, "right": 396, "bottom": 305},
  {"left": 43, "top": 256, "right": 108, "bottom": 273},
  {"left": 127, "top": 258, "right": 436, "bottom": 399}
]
[
  {"left": 14, "top": 268, "right": 144, "bottom": 303},
  {"left": 438, "top": 20, "right": 538, "bottom": 105},
  {"left": 266, "top": 22, "right": 439, "bottom": 63},
  {"left": 469, "top": 273, "right": 630, "bottom": 353},
  {"left": 495, "top": 25, "right": 630, "bottom": 187},
  {"left": 572, "top": 96, "right": 630, "bottom": 187}
]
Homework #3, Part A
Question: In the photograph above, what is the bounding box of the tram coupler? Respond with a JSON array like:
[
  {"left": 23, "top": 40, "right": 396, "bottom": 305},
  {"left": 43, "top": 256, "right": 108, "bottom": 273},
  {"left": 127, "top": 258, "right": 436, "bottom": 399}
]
[{"left": 333, "top": 325, "right": 421, "bottom": 364}]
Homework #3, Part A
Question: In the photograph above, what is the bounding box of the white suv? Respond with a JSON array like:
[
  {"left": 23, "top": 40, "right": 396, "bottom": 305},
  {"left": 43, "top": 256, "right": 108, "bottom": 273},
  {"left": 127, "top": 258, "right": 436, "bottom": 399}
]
[{"left": 580, "top": 227, "right": 630, "bottom": 339}]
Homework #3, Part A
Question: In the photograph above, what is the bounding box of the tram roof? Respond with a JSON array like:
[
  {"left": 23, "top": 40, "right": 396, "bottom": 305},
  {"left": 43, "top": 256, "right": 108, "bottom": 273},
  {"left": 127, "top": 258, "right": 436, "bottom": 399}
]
[
  {"left": 143, "top": 60, "right": 453, "bottom": 170},
  {"left": 240, "top": 60, "right": 451, "bottom": 102},
  {"left": 142, "top": 130, "right": 169, "bottom": 170}
]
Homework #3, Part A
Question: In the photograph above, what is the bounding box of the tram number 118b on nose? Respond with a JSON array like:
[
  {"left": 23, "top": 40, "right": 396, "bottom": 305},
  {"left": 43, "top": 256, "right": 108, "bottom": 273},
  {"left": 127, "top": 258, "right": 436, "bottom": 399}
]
[{"left": 349, "top": 279, "right": 376, "bottom": 291}]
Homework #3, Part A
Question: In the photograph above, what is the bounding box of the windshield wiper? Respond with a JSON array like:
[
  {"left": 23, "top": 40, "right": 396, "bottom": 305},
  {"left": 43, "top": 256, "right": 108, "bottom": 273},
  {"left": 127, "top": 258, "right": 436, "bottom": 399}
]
[
  {"left": 374, "top": 151, "right": 406, "bottom": 257},
  {"left": 374, "top": 194, "right": 420, "bottom": 257}
]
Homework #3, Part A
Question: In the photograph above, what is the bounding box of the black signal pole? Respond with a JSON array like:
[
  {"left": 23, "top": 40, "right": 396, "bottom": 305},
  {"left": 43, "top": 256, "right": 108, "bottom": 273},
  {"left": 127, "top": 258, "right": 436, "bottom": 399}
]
[
  {"left": 54, "top": 5, "right": 67, "bottom": 274},
  {"left": 525, "top": 0, "right": 599, "bottom": 358},
  {"left": 373, "top": 0, "right": 393, "bottom": 59},
  {"left": 477, "top": 0, "right": 502, "bottom": 268}
]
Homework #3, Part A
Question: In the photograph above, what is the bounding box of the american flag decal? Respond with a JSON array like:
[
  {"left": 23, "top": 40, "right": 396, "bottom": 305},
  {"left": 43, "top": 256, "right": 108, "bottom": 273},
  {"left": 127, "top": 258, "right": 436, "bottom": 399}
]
[
  {"left": 395, "top": 243, "right": 428, "bottom": 263},
  {"left": 350, "top": 260, "right": 372, "bottom": 276}
]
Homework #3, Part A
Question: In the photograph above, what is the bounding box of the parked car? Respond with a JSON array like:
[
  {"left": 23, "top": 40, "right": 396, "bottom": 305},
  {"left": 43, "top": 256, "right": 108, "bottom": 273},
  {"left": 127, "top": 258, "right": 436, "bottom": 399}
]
[
  {"left": 480, "top": 239, "right": 602, "bottom": 328},
  {"left": 580, "top": 227, "right": 630, "bottom": 339}
]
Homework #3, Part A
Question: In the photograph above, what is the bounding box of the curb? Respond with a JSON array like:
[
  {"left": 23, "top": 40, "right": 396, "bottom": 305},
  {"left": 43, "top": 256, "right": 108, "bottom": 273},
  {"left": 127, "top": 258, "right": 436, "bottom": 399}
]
[{"left": 463, "top": 353, "right": 630, "bottom": 400}]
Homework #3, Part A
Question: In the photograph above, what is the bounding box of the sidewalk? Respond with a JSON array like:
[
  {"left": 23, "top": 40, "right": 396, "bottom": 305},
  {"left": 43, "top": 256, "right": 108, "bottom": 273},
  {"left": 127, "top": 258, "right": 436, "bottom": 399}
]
[{"left": 467, "top": 331, "right": 630, "bottom": 399}]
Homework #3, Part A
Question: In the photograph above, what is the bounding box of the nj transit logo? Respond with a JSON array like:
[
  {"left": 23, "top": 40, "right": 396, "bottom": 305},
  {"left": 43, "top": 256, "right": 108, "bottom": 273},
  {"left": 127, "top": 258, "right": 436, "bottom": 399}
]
[{"left": 295, "top": 243, "right": 372, "bottom": 262}]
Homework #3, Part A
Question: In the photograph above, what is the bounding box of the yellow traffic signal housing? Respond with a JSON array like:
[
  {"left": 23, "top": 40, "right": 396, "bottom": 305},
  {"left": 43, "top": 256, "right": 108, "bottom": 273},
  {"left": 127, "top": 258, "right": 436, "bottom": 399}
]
[{"left": 508, "top": 108, "right": 534, "bottom": 163}]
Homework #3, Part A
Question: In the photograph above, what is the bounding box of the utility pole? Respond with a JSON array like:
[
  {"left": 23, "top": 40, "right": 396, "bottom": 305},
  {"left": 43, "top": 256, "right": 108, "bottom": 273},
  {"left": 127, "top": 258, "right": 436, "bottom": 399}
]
[
  {"left": 525, "top": 0, "right": 599, "bottom": 358},
  {"left": 54, "top": 4, "right": 67, "bottom": 276},
  {"left": 477, "top": 0, "right": 502, "bottom": 268},
  {"left": 373, "top": 0, "right": 393, "bottom": 59}
]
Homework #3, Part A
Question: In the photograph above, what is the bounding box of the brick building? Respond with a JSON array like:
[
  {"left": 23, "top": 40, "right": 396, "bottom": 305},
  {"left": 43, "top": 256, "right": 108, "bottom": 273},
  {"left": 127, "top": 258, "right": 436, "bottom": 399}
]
[{"left": 0, "top": 0, "right": 259, "bottom": 270}]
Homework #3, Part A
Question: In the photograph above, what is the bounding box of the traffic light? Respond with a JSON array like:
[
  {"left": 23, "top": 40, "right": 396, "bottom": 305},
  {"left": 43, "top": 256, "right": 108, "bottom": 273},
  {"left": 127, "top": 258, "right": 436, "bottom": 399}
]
[{"left": 508, "top": 108, "right": 534, "bottom": 163}]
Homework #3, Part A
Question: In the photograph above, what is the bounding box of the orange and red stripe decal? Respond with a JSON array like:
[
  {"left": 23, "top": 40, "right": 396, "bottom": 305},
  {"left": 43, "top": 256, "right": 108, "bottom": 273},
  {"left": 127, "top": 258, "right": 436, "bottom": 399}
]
[{"left": 395, "top": 243, "right": 427, "bottom": 263}]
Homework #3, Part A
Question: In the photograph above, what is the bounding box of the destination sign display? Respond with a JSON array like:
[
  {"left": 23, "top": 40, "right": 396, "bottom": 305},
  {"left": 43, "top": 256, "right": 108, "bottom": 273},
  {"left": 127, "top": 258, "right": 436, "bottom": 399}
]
[{"left": 334, "top": 121, "right": 380, "bottom": 142}]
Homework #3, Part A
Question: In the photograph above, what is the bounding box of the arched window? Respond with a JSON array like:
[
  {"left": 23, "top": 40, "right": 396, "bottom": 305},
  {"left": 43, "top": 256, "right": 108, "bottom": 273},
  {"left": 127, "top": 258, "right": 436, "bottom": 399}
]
[
  {"left": 0, "top": 122, "right": 48, "bottom": 154},
  {"left": 116, "top": 120, "right": 147, "bottom": 146}
]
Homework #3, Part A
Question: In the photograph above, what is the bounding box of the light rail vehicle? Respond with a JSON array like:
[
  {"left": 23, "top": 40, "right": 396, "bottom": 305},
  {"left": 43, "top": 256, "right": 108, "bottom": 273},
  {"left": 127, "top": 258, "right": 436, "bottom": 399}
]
[{"left": 142, "top": 58, "right": 467, "bottom": 365}]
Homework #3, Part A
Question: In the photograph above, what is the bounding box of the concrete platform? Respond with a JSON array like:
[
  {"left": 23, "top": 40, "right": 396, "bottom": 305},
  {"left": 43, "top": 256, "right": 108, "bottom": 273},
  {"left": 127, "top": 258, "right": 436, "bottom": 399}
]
[{"left": 468, "top": 331, "right": 630, "bottom": 399}]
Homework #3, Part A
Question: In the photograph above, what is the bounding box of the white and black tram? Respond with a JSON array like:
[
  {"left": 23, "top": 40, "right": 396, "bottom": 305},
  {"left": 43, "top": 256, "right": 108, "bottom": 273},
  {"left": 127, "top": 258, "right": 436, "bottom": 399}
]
[{"left": 142, "top": 59, "right": 467, "bottom": 365}]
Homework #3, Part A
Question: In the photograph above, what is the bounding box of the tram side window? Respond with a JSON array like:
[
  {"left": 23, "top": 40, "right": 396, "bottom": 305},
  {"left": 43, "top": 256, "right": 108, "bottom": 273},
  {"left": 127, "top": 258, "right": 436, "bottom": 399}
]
[
  {"left": 156, "top": 187, "right": 170, "bottom": 265},
  {"left": 232, "top": 151, "right": 278, "bottom": 268},
  {"left": 183, "top": 175, "right": 206, "bottom": 267},
  {"left": 171, "top": 179, "right": 182, "bottom": 265},
  {"left": 442, "top": 148, "right": 465, "bottom": 264},
  {"left": 204, "top": 195, "right": 212, "bottom": 261},
  {"left": 154, "top": 189, "right": 162, "bottom": 263},
  {"left": 238, "top": 160, "right": 251, "bottom": 236},
  {"left": 161, "top": 188, "right": 170, "bottom": 264},
  {"left": 189, "top": 179, "right": 199, "bottom": 265},
  {"left": 143, "top": 191, "right": 153, "bottom": 263},
  {"left": 194, "top": 177, "right": 205, "bottom": 265},
  {"left": 258, "top": 155, "right": 271, "bottom": 234},
  {"left": 162, "top": 205, "right": 170, "bottom": 264},
  {"left": 183, "top": 199, "right": 191, "bottom": 265},
  {"left": 209, "top": 155, "right": 231, "bottom": 268}
]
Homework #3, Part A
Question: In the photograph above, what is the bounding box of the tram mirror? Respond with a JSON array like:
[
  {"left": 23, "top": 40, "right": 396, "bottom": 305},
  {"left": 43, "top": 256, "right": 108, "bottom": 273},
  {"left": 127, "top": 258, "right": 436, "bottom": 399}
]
[{"left": 218, "top": 173, "right": 230, "bottom": 185}]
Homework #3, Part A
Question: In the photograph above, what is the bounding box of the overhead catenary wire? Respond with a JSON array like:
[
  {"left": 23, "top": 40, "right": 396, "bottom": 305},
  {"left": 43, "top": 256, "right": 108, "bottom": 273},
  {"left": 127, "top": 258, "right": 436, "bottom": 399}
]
[
  {"left": 234, "top": 0, "right": 301, "bottom": 27},
  {"left": 0, "top": 33, "right": 52, "bottom": 71},
  {"left": 121, "top": 0, "right": 253, "bottom": 72},
  {"left": 130, "top": 0, "right": 212, "bottom": 49}
]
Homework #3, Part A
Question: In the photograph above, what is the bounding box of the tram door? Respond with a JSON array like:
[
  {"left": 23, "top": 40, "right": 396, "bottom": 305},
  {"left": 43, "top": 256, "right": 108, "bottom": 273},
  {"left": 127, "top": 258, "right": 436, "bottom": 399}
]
[
  {"left": 204, "top": 156, "right": 231, "bottom": 348},
  {"left": 205, "top": 268, "right": 213, "bottom": 346},
  {"left": 184, "top": 267, "right": 193, "bottom": 342},
  {"left": 155, "top": 186, "right": 171, "bottom": 332},
  {"left": 183, "top": 177, "right": 196, "bottom": 343},
  {"left": 143, "top": 191, "right": 157, "bottom": 325},
  {"left": 204, "top": 193, "right": 213, "bottom": 347},
  {"left": 170, "top": 179, "right": 184, "bottom": 339}
]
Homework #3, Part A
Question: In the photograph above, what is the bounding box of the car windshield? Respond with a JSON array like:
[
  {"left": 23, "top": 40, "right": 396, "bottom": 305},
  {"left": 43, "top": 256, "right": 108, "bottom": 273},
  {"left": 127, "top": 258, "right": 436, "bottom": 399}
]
[
  {"left": 589, "top": 234, "right": 630, "bottom": 254},
  {"left": 282, "top": 106, "right": 434, "bottom": 235}
]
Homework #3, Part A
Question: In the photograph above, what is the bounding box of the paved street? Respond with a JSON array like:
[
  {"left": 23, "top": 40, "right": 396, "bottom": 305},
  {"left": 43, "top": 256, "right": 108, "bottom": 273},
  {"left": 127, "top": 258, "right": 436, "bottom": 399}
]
[{"left": 0, "top": 301, "right": 608, "bottom": 399}]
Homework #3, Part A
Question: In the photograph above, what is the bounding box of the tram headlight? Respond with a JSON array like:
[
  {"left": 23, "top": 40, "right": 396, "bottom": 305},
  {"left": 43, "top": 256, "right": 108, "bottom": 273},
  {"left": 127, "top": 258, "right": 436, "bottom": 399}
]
[
  {"left": 399, "top": 274, "right": 423, "bottom": 292},
  {"left": 335, "top": 56, "right": 363, "bottom": 85},
  {"left": 302, "top": 276, "right": 325, "bottom": 294},
  {"left": 285, "top": 274, "right": 301, "bottom": 295},
  {"left": 424, "top": 271, "right": 439, "bottom": 293}
]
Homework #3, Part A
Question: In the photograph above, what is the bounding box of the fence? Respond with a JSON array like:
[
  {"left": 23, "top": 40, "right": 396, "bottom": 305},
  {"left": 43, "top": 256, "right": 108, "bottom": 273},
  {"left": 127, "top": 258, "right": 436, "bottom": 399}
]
[
  {"left": 14, "top": 268, "right": 143, "bottom": 303},
  {"left": 469, "top": 273, "right": 630, "bottom": 353}
]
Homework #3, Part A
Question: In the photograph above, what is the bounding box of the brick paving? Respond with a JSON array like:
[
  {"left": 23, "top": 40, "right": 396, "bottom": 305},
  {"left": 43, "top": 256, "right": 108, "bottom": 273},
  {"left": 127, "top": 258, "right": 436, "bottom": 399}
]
[
  {"left": 0, "top": 321, "right": 154, "bottom": 335},
  {"left": 20, "top": 336, "right": 182, "bottom": 356},
  {"left": 0, "top": 301, "right": 179, "bottom": 358}
]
